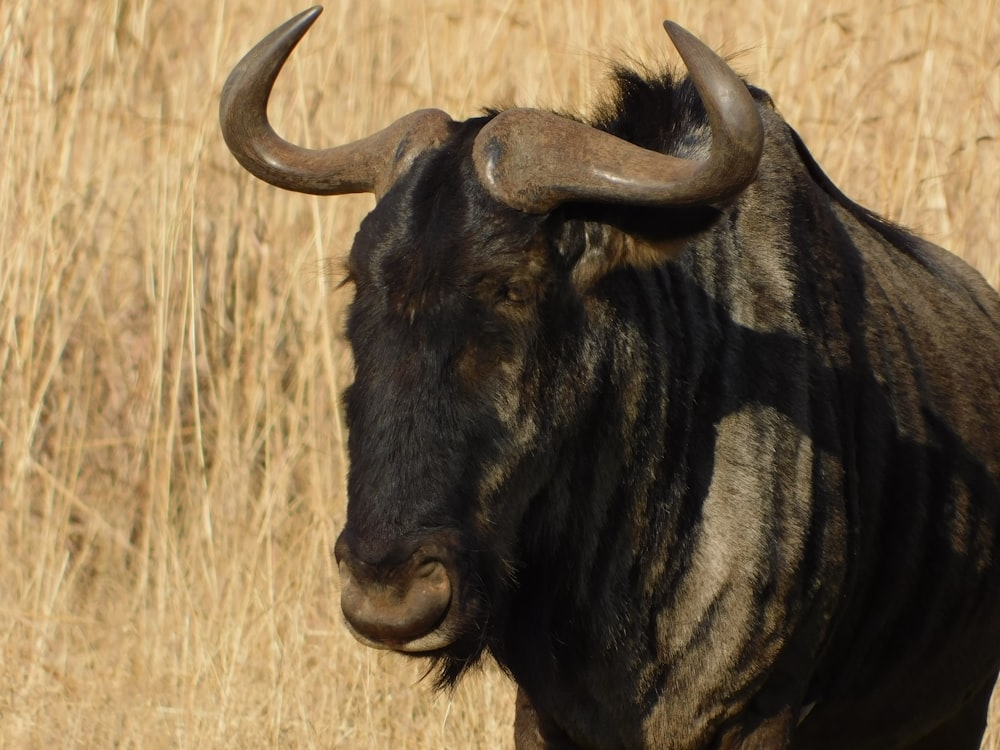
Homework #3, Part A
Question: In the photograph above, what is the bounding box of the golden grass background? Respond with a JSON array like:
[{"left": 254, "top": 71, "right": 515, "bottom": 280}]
[{"left": 2, "top": 0, "right": 998, "bottom": 746}]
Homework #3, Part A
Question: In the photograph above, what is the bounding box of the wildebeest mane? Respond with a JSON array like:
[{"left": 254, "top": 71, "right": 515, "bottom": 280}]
[
  {"left": 584, "top": 65, "right": 921, "bottom": 256},
  {"left": 590, "top": 64, "right": 710, "bottom": 157},
  {"left": 784, "top": 124, "right": 918, "bottom": 253}
]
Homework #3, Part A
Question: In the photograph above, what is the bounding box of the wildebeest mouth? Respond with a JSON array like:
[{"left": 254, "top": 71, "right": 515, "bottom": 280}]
[{"left": 334, "top": 533, "right": 463, "bottom": 654}]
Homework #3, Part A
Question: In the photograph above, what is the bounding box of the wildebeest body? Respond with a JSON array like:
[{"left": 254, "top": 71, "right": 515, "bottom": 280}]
[
  {"left": 220, "top": 9, "right": 1000, "bottom": 748},
  {"left": 475, "top": 78, "right": 1000, "bottom": 748}
]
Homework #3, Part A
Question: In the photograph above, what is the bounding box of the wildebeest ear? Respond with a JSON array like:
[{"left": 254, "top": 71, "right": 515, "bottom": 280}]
[{"left": 560, "top": 204, "right": 720, "bottom": 290}]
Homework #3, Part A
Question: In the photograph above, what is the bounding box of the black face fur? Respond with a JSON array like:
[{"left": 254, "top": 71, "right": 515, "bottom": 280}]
[{"left": 341, "top": 119, "right": 560, "bottom": 680}]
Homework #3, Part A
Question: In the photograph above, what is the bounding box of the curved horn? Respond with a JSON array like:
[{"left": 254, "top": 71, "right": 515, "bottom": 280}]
[
  {"left": 220, "top": 6, "right": 452, "bottom": 197},
  {"left": 472, "top": 21, "right": 764, "bottom": 214}
]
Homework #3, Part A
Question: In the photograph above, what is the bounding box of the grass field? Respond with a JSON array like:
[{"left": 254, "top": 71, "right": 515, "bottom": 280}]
[{"left": 2, "top": 0, "right": 998, "bottom": 746}]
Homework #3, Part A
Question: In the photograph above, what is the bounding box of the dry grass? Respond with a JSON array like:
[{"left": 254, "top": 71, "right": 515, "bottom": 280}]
[{"left": 1, "top": 0, "right": 998, "bottom": 747}]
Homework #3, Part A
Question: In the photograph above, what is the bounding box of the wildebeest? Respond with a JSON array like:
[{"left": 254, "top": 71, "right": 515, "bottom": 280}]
[{"left": 220, "top": 6, "right": 1000, "bottom": 749}]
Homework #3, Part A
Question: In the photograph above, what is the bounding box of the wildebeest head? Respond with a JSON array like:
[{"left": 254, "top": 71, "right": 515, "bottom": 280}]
[{"left": 220, "top": 6, "right": 764, "bottom": 680}]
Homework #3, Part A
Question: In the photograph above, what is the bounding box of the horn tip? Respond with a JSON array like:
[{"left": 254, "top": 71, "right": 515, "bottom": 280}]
[
  {"left": 289, "top": 6, "right": 324, "bottom": 35},
  {"left": 269, "top": 6, "right": 325, "bottom": 48},
  {"left": 662, "top": 20, "right": 696, "bottom": 50}
]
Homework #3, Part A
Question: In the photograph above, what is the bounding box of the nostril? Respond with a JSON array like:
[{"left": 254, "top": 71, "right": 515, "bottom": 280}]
[{"left": 408, "top": 558, "right": 451, "bottom": 606}]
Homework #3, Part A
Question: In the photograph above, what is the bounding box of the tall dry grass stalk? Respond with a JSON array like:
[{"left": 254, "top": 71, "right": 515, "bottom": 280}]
[{"left": 1, "top": 0, "right": 997, "bottom": 747}]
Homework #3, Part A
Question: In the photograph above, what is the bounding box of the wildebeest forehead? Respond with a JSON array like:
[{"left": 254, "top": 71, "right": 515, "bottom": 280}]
[{"left": 347, "top": 135, "right": 552, "bottom": 326}]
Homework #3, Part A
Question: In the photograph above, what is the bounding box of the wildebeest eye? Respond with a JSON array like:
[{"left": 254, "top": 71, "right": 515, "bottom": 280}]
[{"left": 501, "top": 280, "right": 531, "bottom": 305}]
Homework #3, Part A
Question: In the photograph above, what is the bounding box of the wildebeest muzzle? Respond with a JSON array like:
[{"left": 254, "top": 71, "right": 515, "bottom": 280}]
[{"left": 333, "top": 530, "right": 463, "bottom": 653}]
